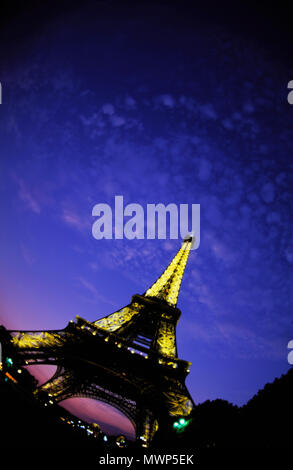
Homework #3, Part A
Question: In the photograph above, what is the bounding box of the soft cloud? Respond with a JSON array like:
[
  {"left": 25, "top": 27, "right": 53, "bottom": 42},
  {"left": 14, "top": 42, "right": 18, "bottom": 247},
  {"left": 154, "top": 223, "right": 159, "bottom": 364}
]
[
  {"left": 15, "top": 177, "right": 41, "bottom": 214},
  {"left": 77, "top": 276, "right": 117, "bottom": 307},
  {"left": 62, "top": 209, "right": 86, "bottom": 231},
  {"left": 110, "top": 115, "right": 126, "bottom": 127},
  {"left": 125, "top": 96, "right": 136, "bottom": 109},
  {"left": 20, "top": 243, "right": 35, "bottom": 265},
  {"left": 260, "top": 182, "right": 275, "bottom": 203},
  {"left": 199, "top": 103, "right": 218, "bottom": 120},
  {"left": 102, "top": 103, "right": 115, "bottom": 115},
  {"left": 198, "top": 158, "right": 212, "bottom": 181},
  {"left": 156, "top": 94, "right": 176, "bottom": 108}
]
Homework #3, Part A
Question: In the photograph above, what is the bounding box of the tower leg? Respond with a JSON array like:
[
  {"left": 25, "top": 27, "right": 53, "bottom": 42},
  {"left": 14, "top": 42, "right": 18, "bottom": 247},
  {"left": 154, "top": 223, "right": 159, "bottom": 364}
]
[{"left": 136, "top": 408, "right": 159, "bottom": 447}]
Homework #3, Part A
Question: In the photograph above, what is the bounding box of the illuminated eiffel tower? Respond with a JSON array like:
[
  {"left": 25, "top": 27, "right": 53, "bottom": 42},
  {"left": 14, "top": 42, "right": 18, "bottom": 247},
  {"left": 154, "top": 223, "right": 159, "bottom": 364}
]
[{"left": 3, "top": 236, "right": 195, "bottom": 446}]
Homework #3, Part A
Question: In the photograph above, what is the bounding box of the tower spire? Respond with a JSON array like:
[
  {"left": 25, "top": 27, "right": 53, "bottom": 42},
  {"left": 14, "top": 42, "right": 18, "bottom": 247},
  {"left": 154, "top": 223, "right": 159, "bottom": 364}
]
[
  {"left": 144, "top": 235, "right": 194, "bottom": 307},
  {"left": 90, "top": 236, "right": 194, "bottom": 332}
]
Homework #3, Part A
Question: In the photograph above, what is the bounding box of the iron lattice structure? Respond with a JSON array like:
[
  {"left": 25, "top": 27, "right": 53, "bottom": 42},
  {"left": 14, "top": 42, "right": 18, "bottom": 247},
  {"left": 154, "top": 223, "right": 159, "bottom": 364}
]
[{"left": 6, "top": 236, "right": 195, "bottom": 445}]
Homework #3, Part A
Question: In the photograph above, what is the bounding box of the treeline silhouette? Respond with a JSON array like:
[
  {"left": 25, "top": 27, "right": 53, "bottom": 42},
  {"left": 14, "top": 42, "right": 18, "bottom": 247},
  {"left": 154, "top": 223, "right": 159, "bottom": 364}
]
[{"left": 155, "top": 368, "right": 293, "bottom": 449}]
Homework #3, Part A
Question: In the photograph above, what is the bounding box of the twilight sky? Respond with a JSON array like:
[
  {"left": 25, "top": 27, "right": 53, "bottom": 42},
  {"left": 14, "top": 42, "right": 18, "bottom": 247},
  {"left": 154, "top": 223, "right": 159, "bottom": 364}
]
[{"left": 0, "top": 1, "right": 292, "bottom": 438}]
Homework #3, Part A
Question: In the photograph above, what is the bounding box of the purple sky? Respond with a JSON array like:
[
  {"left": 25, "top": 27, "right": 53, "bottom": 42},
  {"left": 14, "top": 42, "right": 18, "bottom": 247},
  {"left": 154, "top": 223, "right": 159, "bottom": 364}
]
[{"left": 0, "top": 1, "right": 292, "bottom": 437}]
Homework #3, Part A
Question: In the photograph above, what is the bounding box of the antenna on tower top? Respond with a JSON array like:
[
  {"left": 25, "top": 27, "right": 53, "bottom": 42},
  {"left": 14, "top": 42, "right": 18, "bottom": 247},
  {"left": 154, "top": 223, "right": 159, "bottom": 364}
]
[{"left": 183, "top": 234, "right": 195, "bottom": 248}]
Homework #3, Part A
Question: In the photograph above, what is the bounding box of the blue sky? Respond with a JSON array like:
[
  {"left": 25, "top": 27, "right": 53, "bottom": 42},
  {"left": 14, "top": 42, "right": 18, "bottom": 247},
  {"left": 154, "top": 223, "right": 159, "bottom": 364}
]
[{"left": 0, "top": 1, "right": 292, "bottom": 436}]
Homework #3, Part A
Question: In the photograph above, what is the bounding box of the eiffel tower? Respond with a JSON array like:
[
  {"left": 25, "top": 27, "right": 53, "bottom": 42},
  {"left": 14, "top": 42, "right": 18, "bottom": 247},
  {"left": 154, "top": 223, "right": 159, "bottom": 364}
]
[{"left": 2, "top": 236, "right": 195, "bottom": 446}]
